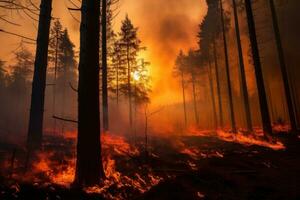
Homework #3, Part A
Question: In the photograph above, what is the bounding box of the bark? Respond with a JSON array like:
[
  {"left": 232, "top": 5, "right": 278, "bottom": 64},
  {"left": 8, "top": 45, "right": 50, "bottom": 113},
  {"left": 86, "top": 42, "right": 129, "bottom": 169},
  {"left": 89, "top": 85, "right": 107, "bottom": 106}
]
[
  {"left": 75, "top": 0, "right": 105, "bottom": 186},
  {"left": 220, "top": 0, "right": 237, "bottom": 133},
  {"left": 208, "top": 58, "right": 218, "bottom": 130},
  {"left": 269, "top": 0, "right": 297, "bottom": 132},
  {"left": 116, "top": 62, "right": 119, "bottom": 106},
  {"left": 232, "top": 0, "right": 253, "bottom": 132},
  {"left": 181, "top": 71, "right": 187, "bottom": 127},
  {"left": 102, "top": 0, "right": 109, "bottom": 131},
  {"left": 244, "top": 0, "right": 272, "bottom": 135},
  {"left": 27, "top": 0, "right": 52, "bottom": 150},
  {"left": 213, "top": 40, "right": 224, "bottom": 128},
  {"left": 127, "top": 46, "right": 133, "bottom": 130},
  {"left": 191, "top": 75, "right": 199, "bottom": 126},
  {"left": 52, "top": 28, "right": 59, "bottom": 135}
]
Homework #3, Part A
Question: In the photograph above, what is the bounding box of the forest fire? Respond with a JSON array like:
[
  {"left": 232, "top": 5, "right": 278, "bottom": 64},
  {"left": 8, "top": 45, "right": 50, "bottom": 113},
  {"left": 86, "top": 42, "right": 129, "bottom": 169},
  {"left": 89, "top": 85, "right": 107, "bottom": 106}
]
[{"left": 1, "top": 0, "right": 300, "bottom": 199}]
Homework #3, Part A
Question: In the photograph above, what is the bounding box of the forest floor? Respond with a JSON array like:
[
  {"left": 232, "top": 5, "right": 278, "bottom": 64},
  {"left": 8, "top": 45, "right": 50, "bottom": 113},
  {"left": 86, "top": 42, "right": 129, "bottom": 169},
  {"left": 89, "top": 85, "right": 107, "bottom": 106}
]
[{"left": 0, "top": 132, "right": 299, "bottom": 200}]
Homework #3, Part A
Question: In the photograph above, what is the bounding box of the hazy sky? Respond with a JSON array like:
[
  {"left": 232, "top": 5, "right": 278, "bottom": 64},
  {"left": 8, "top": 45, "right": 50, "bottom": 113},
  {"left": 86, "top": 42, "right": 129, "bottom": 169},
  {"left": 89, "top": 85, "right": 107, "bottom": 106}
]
[{"left": 0, "top": 0, "right": 207, "bottom": 106}]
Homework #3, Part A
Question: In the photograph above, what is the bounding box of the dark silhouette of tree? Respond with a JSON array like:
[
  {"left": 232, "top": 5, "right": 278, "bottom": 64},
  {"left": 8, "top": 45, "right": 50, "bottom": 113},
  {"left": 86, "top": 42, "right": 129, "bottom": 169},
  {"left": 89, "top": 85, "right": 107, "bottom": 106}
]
[
  {"left": 213, "top": 40, "right": 224, "bottom": 128},
  {"left": 207, "top": 53, "right": 218, "bottom": 130},
  {"left": 27, "top": 0, "right": 53, "bottom": 150},
  {"left": 111, "top": 40, "right": 127, "bottom": 105},
  {"left": 174, "top": 50, "right": 188, "bottom": 127},
  {"left": 198, "top": 0, "right": 227, "bottom": 130},
  {"left": 118, "top": 15, "right": 142, "bottom": 130},
  {"left": 232, "top": 0, "right": 253, "bottom": 132},
  {"left": 244, "top": 0, "right": 272, "bottom": 136},
  {"left": 48, "top": 19, "right": 63, "bottom": 135},
  {"left": 101, "top": 0, "right": 109, "bottom": 132},
  {"left": 75, "top": 0, "right": 105, "bottom": 186},
  {"left": 186, "top": 50, "right": 200, "bottom": 127},
  {"left": 269, "top": 0, "right": 297, "bottom": 132},
  {"left": 57, "top": 29, "right": 77, "bottom": 134},
  {"left": 219, "top": 0, "right": 237, "bottom": 133}
]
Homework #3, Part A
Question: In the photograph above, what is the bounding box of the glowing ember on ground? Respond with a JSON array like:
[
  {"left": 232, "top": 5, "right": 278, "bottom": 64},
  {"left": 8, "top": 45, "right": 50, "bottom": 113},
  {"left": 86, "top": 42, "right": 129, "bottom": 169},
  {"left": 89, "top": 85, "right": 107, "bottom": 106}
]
[
  {"left": 216, "top": 130, "right": 285, "bottom": 150},
  {"left": 187, "top": 128, "right": 285, "bottom": 150}
]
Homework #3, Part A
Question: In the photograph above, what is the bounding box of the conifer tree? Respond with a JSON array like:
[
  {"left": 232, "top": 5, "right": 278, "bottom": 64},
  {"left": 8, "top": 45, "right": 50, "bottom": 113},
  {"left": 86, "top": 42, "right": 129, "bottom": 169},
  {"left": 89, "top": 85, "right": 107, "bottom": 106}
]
[{"left": 118, "top": 15, "right": 142, "bottom": 130}]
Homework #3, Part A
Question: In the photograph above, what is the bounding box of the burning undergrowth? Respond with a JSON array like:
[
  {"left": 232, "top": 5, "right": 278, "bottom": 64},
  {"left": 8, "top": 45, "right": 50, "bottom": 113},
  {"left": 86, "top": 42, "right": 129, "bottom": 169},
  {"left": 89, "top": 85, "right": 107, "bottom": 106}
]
[
  {"left": 7, "top": 134, "right": 164, "bottom": 199},
  {"left": 0, "top": 129, "right": 286, "bottom": 199},
  {"left": 187, "top": 128, "right": 285, "bottom": 150}
]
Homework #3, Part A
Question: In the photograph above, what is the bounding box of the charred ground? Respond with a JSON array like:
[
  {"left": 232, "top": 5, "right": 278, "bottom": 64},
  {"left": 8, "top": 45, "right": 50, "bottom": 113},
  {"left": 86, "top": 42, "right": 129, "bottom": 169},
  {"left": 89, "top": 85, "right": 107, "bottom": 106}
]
[{"left": 0, "top": 132, "right": 299, "bottom": 200}]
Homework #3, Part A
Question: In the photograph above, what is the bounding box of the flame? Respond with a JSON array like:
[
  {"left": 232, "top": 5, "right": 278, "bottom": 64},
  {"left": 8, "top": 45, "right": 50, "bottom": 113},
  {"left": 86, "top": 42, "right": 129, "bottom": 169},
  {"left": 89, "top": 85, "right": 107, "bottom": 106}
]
[{"left": 187, "top": 128, "right": 285, "bottom": 150}]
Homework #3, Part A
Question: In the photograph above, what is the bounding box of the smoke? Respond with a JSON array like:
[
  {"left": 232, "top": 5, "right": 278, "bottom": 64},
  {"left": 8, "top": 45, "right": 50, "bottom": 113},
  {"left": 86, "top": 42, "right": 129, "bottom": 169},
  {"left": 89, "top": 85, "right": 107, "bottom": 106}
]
[{"left": 115, "top": 0, "right": 207, "bottom": 106}]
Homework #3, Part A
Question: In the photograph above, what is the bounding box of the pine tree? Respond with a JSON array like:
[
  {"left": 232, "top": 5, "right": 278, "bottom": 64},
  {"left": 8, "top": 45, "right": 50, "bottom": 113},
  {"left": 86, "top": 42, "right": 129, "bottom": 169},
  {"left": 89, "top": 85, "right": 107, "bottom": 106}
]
[
  {"left": 244, "top": 0, "right": 272, "bottom": 136},
  {"left": 57, "top": 29, "right": 77, "bottom": 133},
  {"left": 185, "top": 50, "right": 200, "bottom": 126},
  {"left": 174, "top": 50, "right": 188, "bottom": 127},
  {"left": 232, "top": 0, "right": 253, "bottom": 132},
  {"left": 118, "top": 15, "right": 142, "bottom": 130},
  {"left": 75, "top": 0, "right": 105, "bottom": 186},
  {"left": 48, "top": 19, "right": 63, "bottom": 134},
  {"left": 110, "top": 40, "right": 127, "bottom": 105},
  {"left": 219, "top": 0, "right": 237, "bottom": 133},
  {"left": 269, "top": 0, "right": 297, "bottom": 132},
  {"left": 27, "top": 0, "right": 53, "bottom": 150}
]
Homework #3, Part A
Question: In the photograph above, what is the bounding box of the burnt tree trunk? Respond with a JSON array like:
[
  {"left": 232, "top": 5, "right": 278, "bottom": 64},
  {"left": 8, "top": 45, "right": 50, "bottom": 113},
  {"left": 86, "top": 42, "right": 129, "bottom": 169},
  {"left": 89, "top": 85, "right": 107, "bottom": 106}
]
[
  {"left": 220, "top": 0, "right": 237, "bottom": 133},
  {"left": 232, "top": 0, "right": 253, "bottom": 132},
  {"left": 27, "top": 0, "right": 52, "bottom": 150},
  {"left": 191, "top": 74, "right": 199, "bottom": 126},
  {"left": 213, "top": 40, "right": 224, "bottom": 128},
  {"left": 208, "top": 57, "right": 218, "bottom": 130},
  {"left": 269, "top": 0, "right": 297, "bottom": 132},
  {"left": 245, "top": 0, "right": 272, "bottom": 135},
  {"left": 102, "top": 0, "right": 109, "bottom": 132},
  {"left": 181, "top": 71, "right": 187, "bottom": 127},
  {"left": 75, "top": 0, "right": 105, "bottom": 186},
  {"left": 127, "top": 47, "right": 133, "bottom": 130}
]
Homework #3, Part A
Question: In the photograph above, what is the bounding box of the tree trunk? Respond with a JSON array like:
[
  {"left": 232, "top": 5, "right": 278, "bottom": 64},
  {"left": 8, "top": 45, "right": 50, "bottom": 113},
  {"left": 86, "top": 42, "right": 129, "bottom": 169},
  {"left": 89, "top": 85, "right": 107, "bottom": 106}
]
[
  {"left": 116, "top": 62, "right": 119, "bottom": 106},
  {"left": 127, "top": 47, "right": 133, "bottom": 130},
  {"left": 219, "top": 0, "right": 237, "bottom": 133},
  {"left": 208, "top": 58, "right": 218, "bottom": 130},
  {"left": 27, "top": 0, "right": 52, "bottom": 150},
  {"left": 213, "top": 40, "right": 224, "bottom": 129},
  {"left": 191, "top": 75, "right": 199, "bottom": 126},
  {"left": 75, "top": 0, "right": 105, "bottom": 186},
  {"left": 232, "top": 0, "right": 253, "bottom": 132},
  {"left": 269, "top": 0, "right": 297, "bottom": 132},
  {"left": 244, "top": 0, "right": 272, "bottom": 136},
  {"left": 102, "top": 0, "right": 109, "bottom": 132},
  {"left": 181, "top": 71, "right": 187, "bottom": 127},
  {"left": 52, "top": 28, "right": 59, "bottom": 135}
]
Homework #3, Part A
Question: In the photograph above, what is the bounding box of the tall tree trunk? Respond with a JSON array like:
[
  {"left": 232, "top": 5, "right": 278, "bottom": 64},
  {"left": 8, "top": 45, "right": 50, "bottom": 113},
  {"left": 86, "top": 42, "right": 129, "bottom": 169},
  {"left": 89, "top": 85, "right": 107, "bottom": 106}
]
[
  {"left": 181, "top": 71, "right": 187, "bottom": 127},
  {"left": 244, "top": 0, "right": 272, "bottom": 136},
  {"left": 232, "top": 0, "right": 253, "bottom": 132},
  {"left": 191, "top": 75, "right": 199, "bottom": 126},
  {"left": 102, "top": 0, "right": 109, "bottom": 132},
  {"left": 75, "top": 0, "right": 105, "bottom": 186},
  {"left": 219, "top": 0, "right": 237, "bottom": 133},
  {"left": 116, "top": 62, "right": 119, "bottom": 106},
  {"left": 269, "top": 0, "right": 297, "bottom": 132},
  {"left": 265, "top": 79, "right": 276, "bottom": 122},
  {"left": 208, "top": 58, "right": 218, "bottom": 130},
  {"left": 27, "top": 0, "right": 52, "bottom": 150},
  {"left": 127, "top": 47, "right": 133, "bottom": 130},
  {"left": 213, "top": 40, "right": 224, "bottom": 129},
  {"left": 52, "top": 28, "right": 59, "bottom": 135}
]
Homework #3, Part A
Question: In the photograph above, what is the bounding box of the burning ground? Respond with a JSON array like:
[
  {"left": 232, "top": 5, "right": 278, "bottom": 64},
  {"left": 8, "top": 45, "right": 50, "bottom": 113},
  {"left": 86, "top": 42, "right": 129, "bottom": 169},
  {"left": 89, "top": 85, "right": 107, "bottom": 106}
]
[{"left": 0, "top": 130, "right": 299, "bottom": 200}]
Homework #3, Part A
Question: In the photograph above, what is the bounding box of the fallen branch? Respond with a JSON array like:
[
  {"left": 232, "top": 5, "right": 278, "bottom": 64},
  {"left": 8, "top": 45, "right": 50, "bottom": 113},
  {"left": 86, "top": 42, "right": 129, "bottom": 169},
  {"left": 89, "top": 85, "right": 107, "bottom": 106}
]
[{"left": 53, "top": 115, "right": 78, "bottom": 124}]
